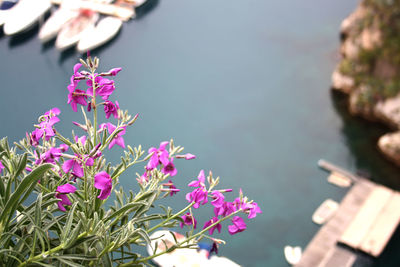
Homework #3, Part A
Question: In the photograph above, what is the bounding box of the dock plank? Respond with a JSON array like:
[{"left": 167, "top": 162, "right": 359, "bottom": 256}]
[
  {"left": 295, "top": 179, "right": 374, "bottom": 267},
  {"left": 339, "top": 185, "right": 393, "bottom": 249},
  {"left": 318, "top": 246, "right": 356, "bottom": 267},
  {"left": 359, "top": 192, "right": 400, "bottom": 257}
]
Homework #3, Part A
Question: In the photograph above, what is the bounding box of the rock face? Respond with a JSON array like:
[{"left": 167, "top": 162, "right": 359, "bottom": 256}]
[{"left": 333, "top": 0, "right": 400, "bottom": 166}]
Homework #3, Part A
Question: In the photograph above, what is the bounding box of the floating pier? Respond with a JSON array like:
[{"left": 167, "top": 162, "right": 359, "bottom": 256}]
[{"left": 295, "top": 160, "right": 400, "bottom": 267}]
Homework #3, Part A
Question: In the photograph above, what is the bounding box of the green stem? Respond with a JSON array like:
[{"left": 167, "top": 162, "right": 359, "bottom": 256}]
[{"left": 18, "top": 232, "right": 88, "bottom": 267}]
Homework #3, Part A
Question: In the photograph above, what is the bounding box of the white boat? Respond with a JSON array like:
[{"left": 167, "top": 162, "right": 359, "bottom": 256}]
[
  {"left": 123, "top": 0, "right": 148, "bottom": 7},
  {"left": 0, "top": 0, "right": 18, "bottom": 26},
  {"left": 284, "top": 246, "right": 302, "bottom": 265},
  {"left": 38, "top": 0, "right": 80, "bottom": 42},
  {"left": 3, "top": 0, "right": 51, "bottom": 35},
  {"left": 327, "top": 172, "right": 352, "bottom": 188},
  {"left": 147, "top": 230, "right": 241, "bottom": 267},
  {"left": 77, "top": 16, "right": 123, "bottom": 53},
  {"left": 55, "top": 8, "right": 99, "bottom": 50},
  {"left": 312, "top": 199, "right": 339, "bottom": 225}
]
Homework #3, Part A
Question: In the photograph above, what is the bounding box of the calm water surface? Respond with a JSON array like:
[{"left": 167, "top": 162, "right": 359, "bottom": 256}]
[{"left": 1, "top": 0, "right": 400, "bottom": 266}]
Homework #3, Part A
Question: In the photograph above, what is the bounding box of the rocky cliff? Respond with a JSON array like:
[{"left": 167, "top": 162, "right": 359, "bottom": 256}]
[{"left": 332, "top": 0, "right": 400, "bottom": 166}]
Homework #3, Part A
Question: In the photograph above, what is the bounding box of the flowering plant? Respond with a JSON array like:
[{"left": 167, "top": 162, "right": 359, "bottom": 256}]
[{"left": 0, "top": 55, "right": 261, "bottom": 266}]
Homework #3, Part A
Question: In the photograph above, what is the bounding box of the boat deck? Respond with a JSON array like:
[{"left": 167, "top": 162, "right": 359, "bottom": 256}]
[{"left": 295, "top": 162, "right": 400, "bottom": 267}]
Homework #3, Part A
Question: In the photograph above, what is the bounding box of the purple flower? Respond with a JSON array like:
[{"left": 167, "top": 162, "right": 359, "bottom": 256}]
[
  {"left": 176, "top": 153, "right": 196, "bottom": 160},
  {"left": 137, "top": 171, "right": 149, "bottom": 184},
  {"left": 0, "top": 161, "right": 4, "bottom": 174},
  {"left": 62, "top": 156, "right": 85, "bottom": 178},
  {"left": 214, "top": 201, "right": 236, "bottom": 217},
  {"left": 161, "top": 158, "right": 177, "bottom": 177},
  {"left": 108, "top": 67, "right": 122, "bottom": 76},
  {"left": 186, "top": 187, "right": 208, "bottom": 209},
  {"left": 211, "top": 191, "right": 225, "bottom": 208},
  {"left": 104, "top": 100, "right": 119, "bottom": 119},
  {"left": 188, "top": 170, "right": 205, "bottom": 188},
  {"left": 246, "top": 202, "right": 262, "bottom": 219},
  {"left": 31, "top": 108, "right": 61, "bottom": 143},
  {"left": 68, "top": 89, "right": 88, "bottom": 112},
  {"left": 162, "top": 180, "right": 180, "bottom": 196},
  {"left": 57, "top": 184, "right": 77, "bottom": 194},
  {"left": 100, "top": 123, "right": 126, "bottom": 149},
  {"left": 228, "top": 216, "right": 247, "bottom": 235},
  {"left": 203, "top": 217, "right": 221, "bottom": 235},
  {"left": 94, "top": 171, "right": 112, "bottom": 200},
  {"left": 146, "top": 141, "right": 169, "bottom": 170},
  {"left": 87, "top": 76, "right": 115, "bottom": 100},
  {"left": 180, "top": 212, "right": 197, "bottom": 229},
  {"left": 74, "top": 135, "right": 87, "bottom": 146},
  {"left": 55, "top": 184, "right": 76, "bottom": 212},
  {"left": 35, "top": 147, "right": 63, "bottom": 165}
]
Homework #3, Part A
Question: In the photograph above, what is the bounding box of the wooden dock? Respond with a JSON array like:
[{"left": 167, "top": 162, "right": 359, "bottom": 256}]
[{"left": 295, "top": 161, "right": 400, "bottom": 267}]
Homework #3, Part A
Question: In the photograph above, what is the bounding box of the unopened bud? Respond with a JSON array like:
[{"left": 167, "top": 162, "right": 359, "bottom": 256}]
[{"left": 128, "top": 113, "right": 139, "bottom": 125}]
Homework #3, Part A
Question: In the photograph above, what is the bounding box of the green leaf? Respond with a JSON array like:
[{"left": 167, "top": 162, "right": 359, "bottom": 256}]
[
  {"left": 105, "top": 202, "right": 146, "bottom": 223},
  {"left": 13, "top": 153, "right": 27, "bottom": 180},
  {"left": 0, "top": 163, "right": 53, "bottom": 233},
  {"left": 61, "top": 202, "right": 78, "bottom": 244}
]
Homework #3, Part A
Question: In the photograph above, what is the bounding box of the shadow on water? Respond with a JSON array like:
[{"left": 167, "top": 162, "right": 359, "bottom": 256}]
[
  {"left": 330, "top": 90, "right": 400, "bottom": 190},
  {"left": 8, "top": 24, "right": 39, "bottom": 48},
  {"left": 41, "top": 38, "right": 56, "bottom": 52},
  {"left": 135, "top": 0, "right": 159, "bottom": 20},
  {"left": 58, "top": 46, "right": 77, "bottom": 64}
]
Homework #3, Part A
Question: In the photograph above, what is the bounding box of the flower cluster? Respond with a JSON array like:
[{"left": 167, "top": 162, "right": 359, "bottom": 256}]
[
  {"left": 9, "top": 55, "right": 262, "bottom": 266},
  {"left": 182, "top": 170, "right": 262, "bottom": 236}
]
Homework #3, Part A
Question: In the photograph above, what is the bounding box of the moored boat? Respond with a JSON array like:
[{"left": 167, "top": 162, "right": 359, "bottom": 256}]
[
  {"left": 312, "top": 198, "right": 339, "bottom": 225},
  {"left": 39, "top": 0, "right": 80, "bottom": 42},
  {"left": 284, "top": 246, "right": 302, "bottom": 265},
  {"left": 77, "top": 16, "right": 123, "bottom": 53},
  {"left": 55, "top": 8, "right": 99, "bottom": 51},
  {"left": 3, "top": 0, "right": 51, "bottom": 35},
  {"left": 0, "top": 0, "right": 18, "bottom": 26}
]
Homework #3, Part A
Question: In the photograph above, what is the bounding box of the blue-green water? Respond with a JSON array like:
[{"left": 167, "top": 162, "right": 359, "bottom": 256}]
[{"left": 1, "top": 0, "right": 400, "bottom": 266}]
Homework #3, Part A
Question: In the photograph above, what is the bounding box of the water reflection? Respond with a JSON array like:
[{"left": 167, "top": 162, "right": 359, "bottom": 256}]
[
  {"left": 135, "top": 0, "right": 159, "bottom": 20},
  {"left": 330, "top": 90, "right": 400, "bottom": 190},
  {"left": 8, "top": 24, "right": 39, "bottom": 47}
]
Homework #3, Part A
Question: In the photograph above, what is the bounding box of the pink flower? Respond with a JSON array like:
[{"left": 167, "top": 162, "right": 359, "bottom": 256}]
[
  {"left": 162, "top": 180, "right": 180, "bottom": 196},
  {"left": 186, "top": 187, "right": 208, "bottom": 209},
  {"left": 100, "top": 123, "right": 126, "bottom": 149},
  {"left": 31, "top": 108, "right": 61, "bottom": 143},
  {"left": 188, "top": 170, "right": 205, "bottom": 188},
  {"left": 176, "top": 153, "right": 196, "bottom": 160},
  {"left": 87, "top": 75, "right": 115, "bottom": 100},
  {"left": 94, "top": 171, "right": 112, "bottom": 200},
  {"left": 146, "top": 141, "right": 169, "bottom": 170},
  {"left": 74, "top": 135, "right": 87, "bottom": 146},
  {"left": 210, "top": 191, "right": 225, "bottom": 208},
  {"left": 0, "top": 161, "right": 4, "bottom": 174},
  {"left": 228, "top": 216, "right": 246, "bottom": 235},
  {"left": 68, "top": 88, "right": 88, "bottom": 112},
  {"left": 104, "top": 100, "right": 119, "bottom": 119},
  {"left": 214, "top": 201, "right": 236, "bottom": 217},
  {"left": 203, "top": 217, "right": 221, "bottom": 235},
  {"left": 108, "top": 67, "right": 122, "bottom": 76},
  {"left": 35, "top": 147, "right": 63, "bottom": 165},
  {"left": 247, "top": 202, "right": 262, "bottom": 219},
  {"left": 62, "top": 154, "right": 92, "bottom": 178},
  {"left": 137, "top": 171, "right": 150, "bottom": 184},
  {"left": 55, "top": 184, "right": 76, "bottom": 212},
  {"left": 161, "top": 158, "right": 177, "bottom": 177},
  {"left": 180, "top": 212, "right": 197, "bottom": 229}
]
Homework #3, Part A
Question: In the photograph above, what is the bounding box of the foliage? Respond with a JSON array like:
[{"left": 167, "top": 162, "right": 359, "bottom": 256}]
[{"left": 0, "top": 55, "right": 261, "bottom": 266}]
